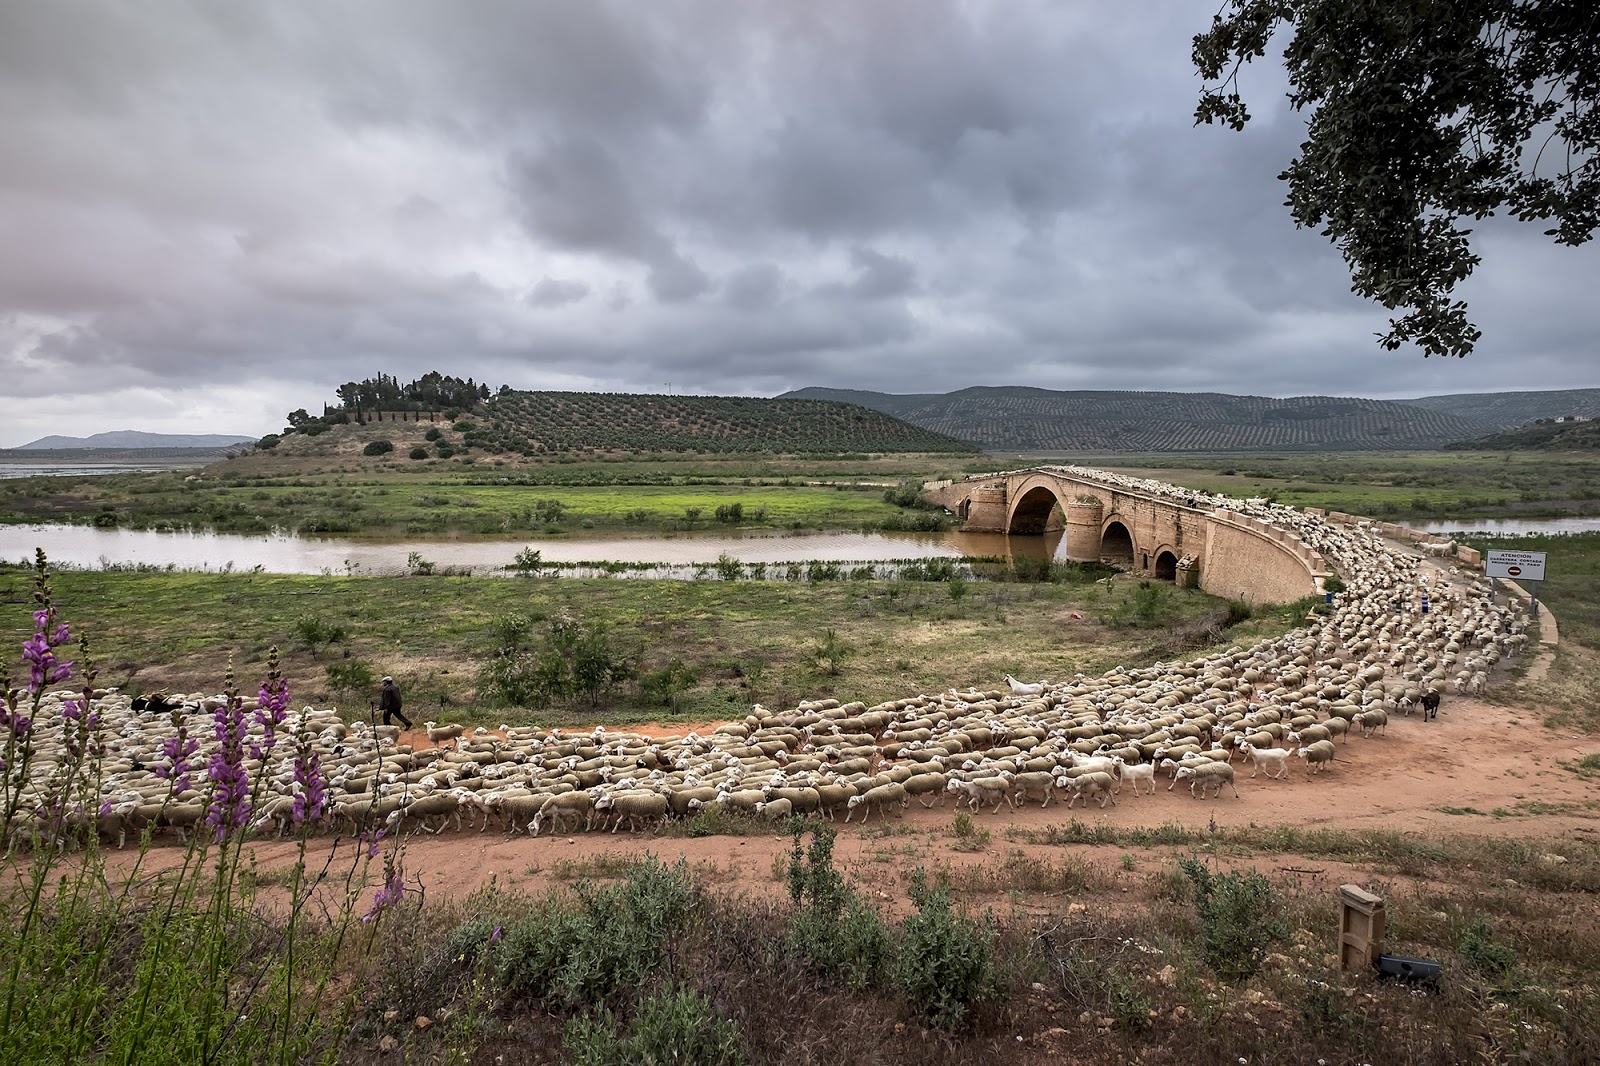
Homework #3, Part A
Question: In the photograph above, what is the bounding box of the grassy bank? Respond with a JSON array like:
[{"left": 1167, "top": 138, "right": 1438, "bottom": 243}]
[
  {"left": 0, "top": 566, "right": 1296, "bottom": 728},
  {"left": 0, "top": 451, "right": 981, "bottom": 536}
]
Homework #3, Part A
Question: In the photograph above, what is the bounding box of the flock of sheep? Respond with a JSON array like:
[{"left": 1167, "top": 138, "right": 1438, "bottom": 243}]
[{"left": 8, "top": 467, "right": 1530, "bottom": 848}]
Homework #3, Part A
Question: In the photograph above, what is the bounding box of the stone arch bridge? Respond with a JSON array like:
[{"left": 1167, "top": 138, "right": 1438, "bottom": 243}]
[{"left": 924, "top": 468, "right": 1328, "bottom": 605}]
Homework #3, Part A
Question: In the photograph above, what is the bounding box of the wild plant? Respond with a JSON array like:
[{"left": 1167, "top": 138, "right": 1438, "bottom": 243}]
[{"left": 0, "top": 549, "right": 400, "bottom": 1065}]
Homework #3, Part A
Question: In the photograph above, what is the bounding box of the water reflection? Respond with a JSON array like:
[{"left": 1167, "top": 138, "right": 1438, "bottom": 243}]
[
  {"left": 1408, "top": 516, "right": 1600, "bottom": 536},
  {"left": 0, "top": 523, "right": 1058, "bottom": 577}
]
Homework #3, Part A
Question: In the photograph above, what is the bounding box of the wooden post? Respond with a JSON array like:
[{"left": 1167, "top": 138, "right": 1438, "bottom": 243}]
[{"left": 1338, "top": 884, "right": 1385, "bottom": 973}]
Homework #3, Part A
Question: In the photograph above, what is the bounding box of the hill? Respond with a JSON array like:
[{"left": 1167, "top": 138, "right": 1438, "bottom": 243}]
[
  {"left": 265, "top": 390, "right": 973, "bottom": 457},
  {"left": 780, "top": 386, "right": 1495, "bottom": 452},
  {"left": 1397, "top": 388, "right": 1600, "bottom": 430},
  {"left": 475, "top": 391, "right": 972, "bottom": 454},
  {"left": 1446, "top": 418, "right": 1600, "bottom": 451},
  {"left": 18, "top": 431, "right": 257, "bottom": 450}
]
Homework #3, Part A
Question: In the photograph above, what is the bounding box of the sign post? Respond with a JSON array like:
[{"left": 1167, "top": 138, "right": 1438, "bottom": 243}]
[{"left": 1484, "top": 549, "right": 1549, "bottom": 617}]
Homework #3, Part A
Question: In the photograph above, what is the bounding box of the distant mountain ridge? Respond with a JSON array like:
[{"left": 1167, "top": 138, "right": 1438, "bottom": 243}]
[
  {"left": 779, "top": 385, "right": 1598, "bottom": 452},
  {"left": 1395, "top": 388, "right": 1600, "bottom": 430},
  {"left": 17, "top": 431, "right": 257, "bottom": 450}
]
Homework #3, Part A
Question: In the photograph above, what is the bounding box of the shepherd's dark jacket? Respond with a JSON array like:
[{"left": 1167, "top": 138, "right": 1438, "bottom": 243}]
[{"left": 379, "top": 682, "right": 402, "bottom": 713}]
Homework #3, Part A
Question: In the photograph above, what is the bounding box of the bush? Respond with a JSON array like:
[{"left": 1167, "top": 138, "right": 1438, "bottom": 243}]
[
  {"left": 425, "top": 426, "right": 443, "bottom": 441},
  {"left": 893, "top": 867, "right": 997, "bottom": 1030},
  {"left": 640, "top": 658, "right": 698, "bottom": 708},
  {"left": 363, "top": 440, "right": 393, "bottom": 456},
  {"left": 479, "top": 613, "right": 635, "bottom": 708},
  {"left": 785, "top": 826, "right": 890, "bottom": 992},
  {"left": 1458, "top": 916, "right": 1518, "bottom": 979},
  {"left": 409, "top": 447, "right": 428, "bottom": 460},
  {"left": 494, "top": 856, "right": 698, "bottom": 1007},
  {"left": 1322, "top": 573, "right": 1347, "bottom": 594},
  {"left": 294, "top": 615, "right": 346, "bottom": 652},
  {"left": 1177, "top": 857, "right": 1285, "bottom": 980},
  {"left": 565, "top": 984, "right": 744, "bottom": 1066},
  {"left": 324, "top": 659, "right": 375, "bottom": 703},
  {"left": 256, "top": 433, "right": 280, "bottom": 450}
]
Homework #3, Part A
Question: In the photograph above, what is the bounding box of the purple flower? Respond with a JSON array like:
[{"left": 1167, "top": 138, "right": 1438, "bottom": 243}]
[
  {"left": 290, "top": 738, "right": 326, "bottom": 826},
  {"left": 204, "top": 698, "right": 251, "bottom": 842},
  {"left": 362, "top": 860, "right": 405, "bottom": 923},
  {"left": 490, "top": 925, "right": 503, "bottom": 943},
  {"left": 251, "top": 654, "right": 291, "bottom": 759},
  {"left": 155, "top": 725, "right": 200, "bottom": 796},
  {"left": 361, "top": 827, "right": 386, "bottom": 859}
]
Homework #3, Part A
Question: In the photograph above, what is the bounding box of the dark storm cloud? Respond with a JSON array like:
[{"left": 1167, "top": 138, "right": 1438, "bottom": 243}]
[{"left": 0, "top": 0, "right": 1594, "bottom": 445}]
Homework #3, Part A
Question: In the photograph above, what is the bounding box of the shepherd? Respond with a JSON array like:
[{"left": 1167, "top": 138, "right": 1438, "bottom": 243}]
[{"left": 379, "top": 675, "right": 413, "bottom": 730}]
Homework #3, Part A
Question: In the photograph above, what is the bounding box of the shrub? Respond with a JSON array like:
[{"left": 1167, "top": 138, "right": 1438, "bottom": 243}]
[
  {"left": 425, "top": 426, "right": 443, "bottom": 441},
  {"left": 302, "top": 422, "right": 329, "bottom": 437},
  {"left": 785, "top": 826, "right": 890, "bottom": 992},
  {"left": 1458, "top": 916, "right": 1518, "bottom": 979},
  {"left": 294, "top": 615, "right": 346, "bottom": 652},
  {"left": 363, "top": 440, "right": 393, "bottom": 456},
  {"left": 256, "top": 433, "right": 280, "bottom": 449},
  {"left": 640, "top": 658, "right": 698, "bottom": 708},
  {"left": 808, "top": 627, "right": 851, "bottom": 676},
  {"left": 1322, "top": 573, "right": 1347, "bottom": 594},
  {"left": 1177, "top": 857, "right": 1286, "bottom": 980},
  {"left": 713, "top": 502, "right": 743, "bottom": 524},
  {"left": 408, "top": 447, "right": 428, "bottom": 460},
  {"left": 494, "top": 856, "right": 698, "bottom": 1007},
  {"left": 565, "top": 984, "right": 744, "bottom": 1066},
  {"left": 893, "top": 867, "right": 997, "bottom": 1030},
  {"left": 324, "top": 659, "right": 375, "bottom": 703}
]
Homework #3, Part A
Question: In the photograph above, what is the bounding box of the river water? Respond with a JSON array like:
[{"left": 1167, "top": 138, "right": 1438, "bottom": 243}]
[
  {"left": 1406, "top": 516, "right": 1600, "bottom": 536},
  {"left": 0, "top": 524, "right": 1065, "bottom": 577}
]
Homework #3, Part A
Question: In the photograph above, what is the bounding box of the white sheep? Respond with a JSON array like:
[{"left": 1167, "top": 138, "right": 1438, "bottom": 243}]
[
  {"left": 1003, "top": 674, "right": 1045, "bottom": 697},
  {"left": 1110, "top": 757, "right": 1156, "bottom": 795},
  {"left": 1237, "top": 741, "right": 1291, "bottom": 780}
]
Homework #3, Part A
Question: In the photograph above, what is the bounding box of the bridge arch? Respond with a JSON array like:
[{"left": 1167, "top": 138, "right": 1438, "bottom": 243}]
[
  {"left": 1100, "top": 518, "right": 1136, "bottom": 568},
  {"left": 1152, "top": 547, "right": 1179, "bottom": 581},
  {"left": 1007, "top": 482, "right": 1066, "bottom": 534}
]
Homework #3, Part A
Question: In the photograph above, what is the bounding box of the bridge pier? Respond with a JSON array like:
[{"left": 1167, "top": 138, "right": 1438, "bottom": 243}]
[{"left": 1063, "top": 498, "right": 1103, "bottom": 563}]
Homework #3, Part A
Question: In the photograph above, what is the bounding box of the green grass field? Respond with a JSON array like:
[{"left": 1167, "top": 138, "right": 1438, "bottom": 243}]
[
  {"left": 0, "top": 450, "right": 981, "bottom": 536},
  {"left": 1080, "top": 451, "right": 1600, "bottom": 520},
  {"left": 2, "top": 565, "right": 1298, "bottom": 729}
]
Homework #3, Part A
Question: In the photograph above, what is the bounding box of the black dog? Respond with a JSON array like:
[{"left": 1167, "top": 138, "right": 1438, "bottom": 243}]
[{"left": 1419, "top": 689, "right": 1442, "bottom": 722}]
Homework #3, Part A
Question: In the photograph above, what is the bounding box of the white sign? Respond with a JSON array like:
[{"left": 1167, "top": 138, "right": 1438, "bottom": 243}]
[{"left": 1485, "top": 549, "right": 1547, "bottom": 581}]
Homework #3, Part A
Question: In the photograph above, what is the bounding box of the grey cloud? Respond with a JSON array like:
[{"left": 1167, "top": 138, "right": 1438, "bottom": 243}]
[
  {"left": 0, "top": 0, "right": 1595, "bottom": 448},
  {"left": 526, "top": 277, "right": 591, "bottom": 308},
  {"left": 722, "top": 263, "right": 786, "bottom": 311}
]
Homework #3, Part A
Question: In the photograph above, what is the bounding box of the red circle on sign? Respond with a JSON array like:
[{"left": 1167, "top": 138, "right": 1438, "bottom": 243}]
[{"left": 1507, "top": 566, "right": 1522, "bottom": 576}]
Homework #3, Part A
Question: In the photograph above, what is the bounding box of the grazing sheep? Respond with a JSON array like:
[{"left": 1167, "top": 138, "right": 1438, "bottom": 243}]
[
  {"left": 1065, "top": 771, "right": 1118, "bottom": 809},
  {"left": 754, "top": 797, "right": 793, "bottom": 821},
  {"left": 1354, "top": 708, "right": 1388, "bottom": 737},
  {"left": 845, "top": 782, "right": 908, "bottom": 824},
  {"left": 1173, "top": 763, "right": 1239, "bottom": 799},
  {"left": 1296, "top": 740, "right": 1337, "bottom": 774},
  {"left": 595, "top": 792, "right": 669, "bottom": 834},
  {"left": 424, "top": 721, "right": 465, "bottom": 745}
]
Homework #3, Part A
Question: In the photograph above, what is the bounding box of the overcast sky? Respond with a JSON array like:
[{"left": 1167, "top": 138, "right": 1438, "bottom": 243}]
[{"left": 2, "top": 1, "right": 1596, "bottom": 446}]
